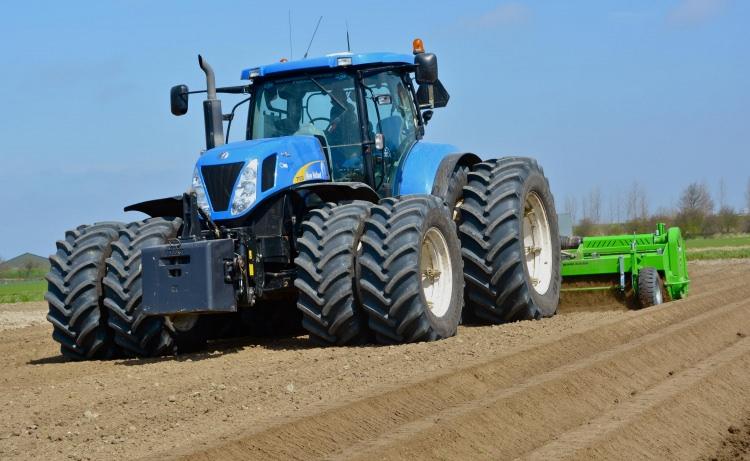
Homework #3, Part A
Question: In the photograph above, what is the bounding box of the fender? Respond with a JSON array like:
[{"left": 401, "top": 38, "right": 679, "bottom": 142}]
[
  {"left": 124, "top": 196, "right": 183, "bottom": 218},
  {"left": 393, "top": 141, "right": 481, "bottom": 197},
  {"left": 292, "top": 181, "right": 379, "bottom": 204},
  {"left": 429, "top": 153, "right": 482, "bottom": 200}
]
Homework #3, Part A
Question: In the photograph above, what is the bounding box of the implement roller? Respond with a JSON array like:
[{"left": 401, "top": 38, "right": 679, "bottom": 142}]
[{"left": 560, "top": 223, "right": 690, "bottom": 309}]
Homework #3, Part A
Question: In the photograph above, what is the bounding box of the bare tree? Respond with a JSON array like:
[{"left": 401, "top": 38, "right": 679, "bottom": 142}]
[
  {"left": 626, "top": 182, "right": 638, "bottom": 222},
  {"left": 718, "top": 178, "right": 728, "bottom": 209},
  {"left": 676, "top": 182, "right": 714, "bottom": 236},
  {"left": 23, "top": 260, "right": 38, "bottom": 278},
  {"left": 678, "top": 182, "right": 714, "bottom": 215},
  {"left": 584, "top": 187, "right": 602, "bottom": 224},
  {"left": 625, "top": 181, "right": 648, "bottom": 224},
  {"left": 608, "top": 187, "right": 622, "bottom": 224},
  {"left": 563, "top": 195, "right": 578, "bottom": 225}
]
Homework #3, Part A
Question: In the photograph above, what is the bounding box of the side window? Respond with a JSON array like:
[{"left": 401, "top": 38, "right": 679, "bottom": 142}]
[{"left": 363, "top": 71, "right": 418, "bottom": 190}]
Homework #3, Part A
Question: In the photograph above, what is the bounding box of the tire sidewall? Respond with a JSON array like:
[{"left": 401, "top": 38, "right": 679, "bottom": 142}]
[{"left": 520, "top": 172, "right": 561, "bottom": 316}]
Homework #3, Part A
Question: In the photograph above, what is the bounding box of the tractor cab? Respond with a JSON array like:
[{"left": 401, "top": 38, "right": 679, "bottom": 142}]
[
  {"left": 170, "top": 40, "right": 450, "bottom": 201},
  {"left": 241, "top": 44, "right": 448, "bottom": 194}
]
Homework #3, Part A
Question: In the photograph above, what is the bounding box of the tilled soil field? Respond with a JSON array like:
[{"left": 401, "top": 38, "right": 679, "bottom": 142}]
[{"left": 1, "top": 260, "right": 749, "bottom": 460}]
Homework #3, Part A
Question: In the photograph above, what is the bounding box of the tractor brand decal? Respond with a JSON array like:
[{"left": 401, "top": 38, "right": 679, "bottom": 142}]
[
  {"left": 293, "top": 161, "right": 325, "bottom": 184},
  {"left": 219, "top": 151, "right": 230, "bottom": 160}
]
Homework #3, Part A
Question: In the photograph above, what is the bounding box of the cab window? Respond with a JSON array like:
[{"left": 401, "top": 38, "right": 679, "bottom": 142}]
[{"left": 363, "top": 71, "right": 418, "bottom": 190}]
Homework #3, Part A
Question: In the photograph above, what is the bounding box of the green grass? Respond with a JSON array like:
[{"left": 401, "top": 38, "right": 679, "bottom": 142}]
[
  {"left": 0, "top": 280, "right": 47, "bottom": 304},
  {"left": 686, "top": 234, "right": 750, "bottom": 249},
  {"left": 687, "top": 247, "right": 750, "bottom": 261}
]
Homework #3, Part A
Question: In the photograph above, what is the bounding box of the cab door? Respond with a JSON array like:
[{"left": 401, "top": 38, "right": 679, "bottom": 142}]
[{"left": 361, "top": 70, "right": 420, "bottom": 195}]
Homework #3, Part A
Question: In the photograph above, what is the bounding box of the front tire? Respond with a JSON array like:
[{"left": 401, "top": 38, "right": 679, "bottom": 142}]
[
  {"left": 45, "top": 222, "right": 127, "bottom": 360},
  {"left": 459, "top": 157, "right": 561, "bottom": 323},
  {"left": 637, "top": 267, "right": 664, "bottom": 308},
  {"left": 358, "top": 196, "right": 464, "bottom": 343},
  {"left": 103, "top": 217, "right": 189, "bottom": 357},
  {"left": 295, "top": 201, "right": 374, "bottom": 345}
]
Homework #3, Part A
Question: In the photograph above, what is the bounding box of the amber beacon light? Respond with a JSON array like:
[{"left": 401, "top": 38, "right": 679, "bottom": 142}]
[{"left": 412, "top": 38, "right": 425, "bottom": 54}]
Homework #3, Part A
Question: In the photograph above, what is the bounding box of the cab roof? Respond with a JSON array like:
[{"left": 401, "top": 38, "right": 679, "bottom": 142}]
[{"left": 241, "top": 52, "right": 414, "bottom": 80}]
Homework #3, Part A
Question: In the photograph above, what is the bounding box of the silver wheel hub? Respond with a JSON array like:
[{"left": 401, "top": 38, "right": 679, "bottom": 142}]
[
  {"left": 523, "top": 191, "right": 553, "bottom": 295},
  {"left": 420, "top": 227, "right": 453, "bottom": 318},
  {"left": 169, "top": 314, "right": 199, "bottom": 333}
]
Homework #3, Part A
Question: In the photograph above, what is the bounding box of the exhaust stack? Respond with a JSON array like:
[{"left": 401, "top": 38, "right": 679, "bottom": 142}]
[{"left": 199, "top": 55, "right": 225, "bottom": 150}]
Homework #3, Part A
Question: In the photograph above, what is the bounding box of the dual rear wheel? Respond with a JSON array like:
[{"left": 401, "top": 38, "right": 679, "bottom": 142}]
[{"left": 295, "top": 157, "right": 561, "bottom": 345}]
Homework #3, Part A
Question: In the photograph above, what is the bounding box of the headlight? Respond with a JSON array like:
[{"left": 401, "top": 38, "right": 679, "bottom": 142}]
[
  {"left": 231, "top": 159, "right": 258, "bottom": 216},
  {"left": 191, "top": 167, "right": 210, "bottom": 214}
]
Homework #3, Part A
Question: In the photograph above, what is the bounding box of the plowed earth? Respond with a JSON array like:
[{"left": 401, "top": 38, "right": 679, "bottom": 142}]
[{"left": 1, "top": 260, "right": 749, "bottom": 460}]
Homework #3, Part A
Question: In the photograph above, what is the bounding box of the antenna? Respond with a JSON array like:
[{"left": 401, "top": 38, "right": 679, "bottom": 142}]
[
  {"left": 303, "top": 16, "right": 323, "bottom": 59},
  {"left": 288, "top": 10, "right": 293, "bottom": 60},
  {"left": 346, "top": 20, "right": 351, "bottom": 52}
]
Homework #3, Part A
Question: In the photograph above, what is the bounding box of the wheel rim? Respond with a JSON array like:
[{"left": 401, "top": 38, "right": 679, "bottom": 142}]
[
  {"left": 420, "top": 227, "right": 453, "bottom": 318},
  {"left": 654, "top": 285, "right": 663, "bottom": 305},
  {"left": 523, "top": 191, "right": 553, "bottom": 295},
  {"left": 169, "top": 314, "right": 199, "bottom": 333},
  {"left": 452, "top": 198, "right": 464, "bottom": 222}
]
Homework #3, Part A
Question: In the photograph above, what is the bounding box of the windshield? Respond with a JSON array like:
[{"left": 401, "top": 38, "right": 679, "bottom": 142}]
[{"left": 249, "top": 72, "right": 365, "bottom": 182}]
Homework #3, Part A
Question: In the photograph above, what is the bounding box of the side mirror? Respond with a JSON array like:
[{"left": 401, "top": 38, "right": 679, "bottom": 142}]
[
  {"left": 422, "top": 110, "right": 434, "bottom": 125},
  {"left": 414, "top": 53, "right": 438, "bottom": 84},
  {"left": 416, "top": 80, "right": 450, "bottom": 109},
  {"left": 170, "top": 84, "right": 189, "bottom": 116}
]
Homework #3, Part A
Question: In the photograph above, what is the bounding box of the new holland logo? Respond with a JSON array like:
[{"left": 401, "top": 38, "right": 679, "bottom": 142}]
[{"left": 219, "top": 151, "right": 230, "bottom": 160}]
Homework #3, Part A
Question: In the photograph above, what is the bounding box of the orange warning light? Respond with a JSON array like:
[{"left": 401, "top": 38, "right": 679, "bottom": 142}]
[{"left": 412, "top": 38, "right": 425, "bottom": 54}]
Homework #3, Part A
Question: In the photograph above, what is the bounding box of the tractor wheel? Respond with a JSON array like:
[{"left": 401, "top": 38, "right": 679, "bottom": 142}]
[
  {"left": 459, "top": 157, "right": 561, "bottom": 323},
  {"left": 295, "top": 201, "right": 374, "bottom": 345},
  {"left": 358, "top": 195, "right": 464, "bottom": 344},
  {"left": 45, "top": 222, "right": 128, "bottom": 360},
  {"left": 103, "top": 217, "right": 198, "bottom": 357},
  {"left": 637, "top": 267, "right": 664, "bottom": 308}
]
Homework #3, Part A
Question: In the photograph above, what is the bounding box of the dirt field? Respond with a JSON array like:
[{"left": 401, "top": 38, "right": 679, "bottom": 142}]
[{"left": 1, "top": 260, "right": 749, "bottom": 460}]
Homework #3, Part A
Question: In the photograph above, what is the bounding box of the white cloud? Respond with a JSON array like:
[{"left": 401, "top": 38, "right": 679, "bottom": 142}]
[
  {"left": 465, "top": 3, "right": 531, "bottom": 29},
  {"left": 667, "top": 0, "right": 728, "bottom": 25}
]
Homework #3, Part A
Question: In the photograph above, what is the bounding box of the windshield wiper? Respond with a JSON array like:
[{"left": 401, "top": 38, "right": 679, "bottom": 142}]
[{"left": 308, "top": 76, "right": 346, "bottom": 111}]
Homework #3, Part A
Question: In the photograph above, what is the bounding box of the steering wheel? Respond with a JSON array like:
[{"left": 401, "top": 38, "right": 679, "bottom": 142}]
[{"left": 308, "top": 117, "right": 331, "bottom": 131}]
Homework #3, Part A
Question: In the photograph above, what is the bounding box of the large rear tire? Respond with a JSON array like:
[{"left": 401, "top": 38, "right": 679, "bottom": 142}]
[
  {"left": 45, "top": 222, "right": 127, "bottom": 360},
  {"left": 295, "top": 201, "right": 373, "bottom": 345},
  {"left": 103, "top": 217, "right": 191, "bottom": 357},
  {"left": 459, "top": 157, "right": 561, "bottom": 323},
  {"left": 358, "top": 196, "right": 464, "bottom": 344}
]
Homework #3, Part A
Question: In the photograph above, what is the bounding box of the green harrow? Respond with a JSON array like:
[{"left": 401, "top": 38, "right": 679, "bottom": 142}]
[{"left": 561, "top": 223, "right": 690, "bottom": 308}]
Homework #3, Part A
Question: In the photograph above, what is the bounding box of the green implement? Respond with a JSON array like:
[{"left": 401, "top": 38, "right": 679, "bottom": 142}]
[{"left": 560, "top": 223, "right": 690, "bottom": 308}]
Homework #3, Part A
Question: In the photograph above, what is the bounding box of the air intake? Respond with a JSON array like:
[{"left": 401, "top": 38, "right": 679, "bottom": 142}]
[{"left": 201, "top": 162, "right": 244, "bottom": 212}]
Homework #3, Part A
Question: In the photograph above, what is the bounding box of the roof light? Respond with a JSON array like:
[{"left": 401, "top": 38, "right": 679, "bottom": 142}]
[
  {"left": 279, "top": 58, "right": 288, "bottom": 63},
  {"left": 248, "top": 68, "right": 261, "bottom": 78},
  {"left": 412, "top": 38, "right": 425, "bottom": 54},
  {"left": 336, "top": 56, "right": 352, "bottom": 67}
]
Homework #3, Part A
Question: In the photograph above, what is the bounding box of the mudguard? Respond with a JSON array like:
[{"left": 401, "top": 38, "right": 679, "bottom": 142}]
[
  {"left": 393, "top": 141, "right": 481, "bottom": 197},
  {"left": 430, "top": 153, "right": 482, "bottom": 199}
]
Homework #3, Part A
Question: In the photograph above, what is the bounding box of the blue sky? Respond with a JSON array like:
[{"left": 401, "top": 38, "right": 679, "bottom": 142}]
[{"left": 0, "top": 0, "right": 748, "bottom": 258}]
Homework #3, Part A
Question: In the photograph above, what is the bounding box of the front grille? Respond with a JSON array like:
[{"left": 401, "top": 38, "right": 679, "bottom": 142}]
[{"left": 201, "top": 162, "right": 244, "bottom": 212}]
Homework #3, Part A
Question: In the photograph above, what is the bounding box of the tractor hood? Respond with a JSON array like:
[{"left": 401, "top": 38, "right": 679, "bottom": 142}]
[{"left": 193, "top": 135, "right": 330, "bottom": 220}]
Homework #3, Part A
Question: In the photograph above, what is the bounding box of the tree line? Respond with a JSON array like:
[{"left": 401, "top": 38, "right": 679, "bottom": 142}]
[{"left": 564, "top": 178, "right": 750, "bottom": 237}]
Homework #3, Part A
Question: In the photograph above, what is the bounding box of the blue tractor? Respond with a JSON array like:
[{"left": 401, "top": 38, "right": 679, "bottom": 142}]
[{"left": 45, "top": 39, "right": 561, "bottom": 359}]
